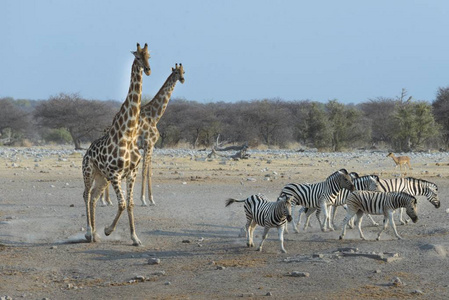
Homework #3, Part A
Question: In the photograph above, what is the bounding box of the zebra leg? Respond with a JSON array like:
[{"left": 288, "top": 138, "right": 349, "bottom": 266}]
[
  {"left": 330, "top": 205, "right": 338, "bottom": 230},
  {"left": 277, "top": 226, "right": 287, "bottom": 253},
  {"left": 398, "top": 208, "right": 406, "bottom": 225},
  {"left": 355, "top": 211, "right": 366, "bottom": 240},
  {"left": 293, "top": 205, "right": 306, "bottom": 233},
  {"left": 257, "top": 227, "right": 270, "bottom": 252},
  {"left": 320, "top": 202, "right": 330, "bottom": 232},
  {"left": 367, "top": 214, "right": 379, "bottom": 226},
  {"left": 389, "top": 211, "right": 402, "bottom": 240},
  {"left": 303, "top": 208, "right": 315, "bottom": 231},
  {"left": 339, "top": 210, "right": 355, "bottom": 239},
  {"left": 377, "top": 215, "right": 389, "bottom": 240},
  {"left": 246, "top": 219, "right": 257, "bottom": 247}
]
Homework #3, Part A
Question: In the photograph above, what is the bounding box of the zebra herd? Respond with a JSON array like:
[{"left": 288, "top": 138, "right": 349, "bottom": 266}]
[{"left": 226, "top": 168, "right": 440, "bottom": 253}]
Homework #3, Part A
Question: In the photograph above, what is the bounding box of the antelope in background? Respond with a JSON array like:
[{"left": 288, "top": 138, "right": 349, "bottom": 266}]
[{"left": 387, "top": 152, "right": 412, "bottom": 173}]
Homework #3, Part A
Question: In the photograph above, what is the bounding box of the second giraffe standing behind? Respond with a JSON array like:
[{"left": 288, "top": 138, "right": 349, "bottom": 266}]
[
  {"left": 100, "top": 64, "right": 185, "bottom": 207},
  {"left": 139, "top": 63, "right": 185, "bottom": 206}
]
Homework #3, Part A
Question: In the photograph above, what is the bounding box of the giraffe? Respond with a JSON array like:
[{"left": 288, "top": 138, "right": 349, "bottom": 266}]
[
  {"left": 139, "top": 63, "right": 185, "bottom": 206},
  {"left": 99, "top": 64, "right": 185, "bottom": 207},
  {"left": 82, "top": 43, "right": 150, "bottom": 246}
]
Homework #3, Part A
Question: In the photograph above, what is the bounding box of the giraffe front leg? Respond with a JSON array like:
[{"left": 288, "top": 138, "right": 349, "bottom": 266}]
[
  {"left": 104, "top": 178, "right": 126, "bottom": 237},
  {"left": 140, "top": 150, "right": 150, "bottom": 207},
  {"left": 126, "top": 172, "right": 142, "bottom": 246},
  {"left": 147, "top": 149, "right": 155, "bottom": 206}
]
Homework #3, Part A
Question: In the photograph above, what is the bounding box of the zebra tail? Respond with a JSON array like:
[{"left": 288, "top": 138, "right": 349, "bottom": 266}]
[{"left": 225, "top": 198, "right": 245, "bottom": 207}]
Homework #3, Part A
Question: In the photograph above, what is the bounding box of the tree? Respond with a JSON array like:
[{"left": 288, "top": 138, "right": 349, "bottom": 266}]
[
  {"left": 391, "top": 100, "right": 439, "bottom": 151},
  {"left": 0, "top": 98, "right": 30, "bottom": 144},
  {"left": 33, "top": 93, "right": 118, "bottom": 149},
  {"left": 325, "top": 100, "right": 365, "bottom": 151},
  {"left": 359, "top": 97, "right": 397, "bottom": 146},
  {"left": 433, "top": 86, "right": 449, "bottom": 148}
]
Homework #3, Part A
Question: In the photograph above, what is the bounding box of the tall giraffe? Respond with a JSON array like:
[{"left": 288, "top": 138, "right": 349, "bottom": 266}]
[
  {"left": 82, "top": 43, "right": 150, "bottom": 246},
  {"left": 139, "top": 63, "right": 185, "bottom": 206},
  {"left": 99, "top": 64, "right": 185, "bottom": 207}
]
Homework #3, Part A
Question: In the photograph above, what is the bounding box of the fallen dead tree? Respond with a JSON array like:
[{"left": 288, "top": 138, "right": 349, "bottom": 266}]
[{"left": 207, "top": 142, "right": 250, "bottom": 160}]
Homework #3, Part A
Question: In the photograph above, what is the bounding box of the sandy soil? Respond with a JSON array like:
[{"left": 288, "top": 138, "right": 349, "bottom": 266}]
[{"left": 1, "top": 147, "right": 448, "bottom": 299}]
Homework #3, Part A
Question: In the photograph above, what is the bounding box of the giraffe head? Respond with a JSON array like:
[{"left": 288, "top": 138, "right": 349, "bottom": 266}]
[
  {"left": 172, "top": 63, "right": 185, "bottom": 84},
  {"left": 132, "top": 43, "right": 151, "bottom": 76}
]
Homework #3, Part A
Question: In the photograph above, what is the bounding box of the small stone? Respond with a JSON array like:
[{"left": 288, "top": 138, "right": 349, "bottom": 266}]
[
  {"left": 374, "top": 269, "right": 382, "bottom": 274},
  {"left": 312, "top": 254, "right": 324, "bottom": 258},
  {"left": 266, "top": 292, "right": 273, "bottom": 296},
  {"left": 391, "top": 277, "right": 403, "bottom": 287},
  {"left": 290, "top": 271, "right": 309, "bottom": 277},
  {"left": 217, "top": 266, "right": 226, "bottom": 270},
  {"left": 69, "top": 204, "right": 75, "bottom": 207},
  {"left": 50, "top": 246, "right": 57, "bottom": 249},
  {"left": 182, "top": 240, "right": 191, "bottom": 243},
  {"left": 412, "top": 289, "right": 424, "bottom": 295},
  {"left": 152, "top": 271, "right": 166, "bottom": 276},
  {"left": 148, "top": 258, "right": 161, "bottom": 265},
  {"left": 240, "top": 293, "right": 254, "bottom": 297},
  {"left": 134, "top": 275, "right": 145, "bottom": 282},
  {"left": 164, "top": 281, "right": 171, "bottom": 285}
]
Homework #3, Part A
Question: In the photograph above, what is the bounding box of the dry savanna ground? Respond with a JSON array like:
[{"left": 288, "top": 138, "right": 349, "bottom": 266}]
[{"left": 1, "top": 147, "right": 449, "bottom": 299}]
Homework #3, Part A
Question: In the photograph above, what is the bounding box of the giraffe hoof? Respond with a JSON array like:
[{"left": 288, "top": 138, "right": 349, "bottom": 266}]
[
  {"left": 104, "top": 227, "right": 113, "bottom": 236},
  {"left": 132, "top": 239, "right": 143, "bottom": 246}
]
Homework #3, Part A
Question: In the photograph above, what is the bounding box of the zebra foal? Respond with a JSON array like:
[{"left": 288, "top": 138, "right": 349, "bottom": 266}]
[
  {"left": 339, "top": 191, "right": 418, "bottom": 241},
  {"left": 225, "top": 194, "right": 293, "bottom": 253}
]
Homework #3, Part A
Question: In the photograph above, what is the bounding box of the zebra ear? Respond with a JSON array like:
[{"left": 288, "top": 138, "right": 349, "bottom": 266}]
[
  {"left": 338, "top": 168, "right": 349, "bottom": 175},
  {"left": 349, "top": 172, "right": 359, "bottom": 179},
  {"left": 370, "top": 175, "right": 380, "bottom": 182}
]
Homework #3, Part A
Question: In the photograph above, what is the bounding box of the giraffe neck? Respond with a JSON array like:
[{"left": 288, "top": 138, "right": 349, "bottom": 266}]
[
  {"left": 110, "top": 59, "right": 143, "bottom": 142},
  {"left": 141, "top": 72, "right": 178, "bottom": 124}
]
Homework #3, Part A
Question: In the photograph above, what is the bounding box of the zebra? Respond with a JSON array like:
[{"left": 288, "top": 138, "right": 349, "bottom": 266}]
[
  {"left": 339, "top": 191, "right": 418, "bottom": 241},
  {"left": 376, "top": 177, "right": 439, "bottom": 224},
  {"left": 225, "top": 194, "right": 293, "bottom": 253},
  {"left": 299, "top": 173, "right": 380, "bottom": 231},
  {"left": 279, "top": 168, "right": 354, "bottom": 233}
]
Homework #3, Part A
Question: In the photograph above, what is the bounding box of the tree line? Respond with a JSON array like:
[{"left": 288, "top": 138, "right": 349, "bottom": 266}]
[{"left": 1, "top": 87, "right": 448, "bottom": 152}]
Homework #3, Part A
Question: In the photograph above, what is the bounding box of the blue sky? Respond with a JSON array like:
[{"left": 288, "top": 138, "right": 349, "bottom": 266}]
[{"left": 1, "top": 0, "right": 449, "bottom": 103}]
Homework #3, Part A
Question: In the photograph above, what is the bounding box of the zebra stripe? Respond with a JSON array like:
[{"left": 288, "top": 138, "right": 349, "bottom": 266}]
[
  {"left": 225, "top": 194, "right": 293, "bottom": 253},
  {"left": 339, "top": 191, "right": 418, "bottom": 241},
  {"left": 377, "top": 177, "right": 439, "bottom": 224},
  {"left": 300, "top": 174, "right": 379, "bottom": 230},
  {"left": 279, "top": 168, "right": 354, "bottom": 232}
]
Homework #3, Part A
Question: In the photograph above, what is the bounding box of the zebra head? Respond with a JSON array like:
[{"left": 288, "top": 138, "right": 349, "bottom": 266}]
[
  {"left": 354, "top": 175, "right": 379, "bottom": 191},
  {"left": 405, "top": 195, "right": 419, "bottom": 223},
  {"left": 336, "top": 169, "right": 355, "bottom": 191},
  {"left": 425, "top": 188, "right": 440, "bottom": 208},
  {"left": 278, "top": 195, "right": 293, "bottom": 222}
]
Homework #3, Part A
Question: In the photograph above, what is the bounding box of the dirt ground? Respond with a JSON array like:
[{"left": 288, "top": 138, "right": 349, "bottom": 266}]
[{"left": 1, "top": 147, "right": 448, "bottom": 299}]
